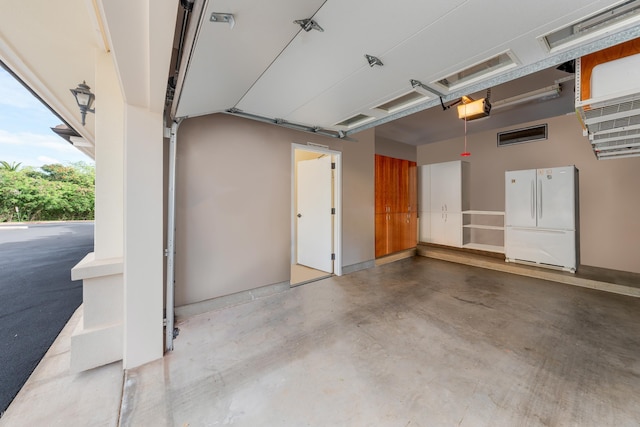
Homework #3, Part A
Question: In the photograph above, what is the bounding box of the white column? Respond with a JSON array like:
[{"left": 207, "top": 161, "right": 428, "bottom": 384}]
[
  {"left": 95, "top": 52, "right": 124, "bottom": 259},
  {"left": 123, "top": 105, "right": 164, "bottom": 369}
]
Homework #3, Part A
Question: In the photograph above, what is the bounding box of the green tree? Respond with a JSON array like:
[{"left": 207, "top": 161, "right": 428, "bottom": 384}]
[{"left": 0, "top": 161, "right": 95, "bottom": 222}]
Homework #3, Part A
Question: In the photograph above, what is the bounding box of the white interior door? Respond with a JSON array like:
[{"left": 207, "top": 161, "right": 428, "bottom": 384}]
[{"left": 297, "top": 156, "right": 333, "bottom": 273}]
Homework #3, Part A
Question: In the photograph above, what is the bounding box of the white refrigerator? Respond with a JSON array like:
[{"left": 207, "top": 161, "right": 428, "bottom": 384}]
[{"left": 505, "top": 166, "right": 578, "bottom": 272}]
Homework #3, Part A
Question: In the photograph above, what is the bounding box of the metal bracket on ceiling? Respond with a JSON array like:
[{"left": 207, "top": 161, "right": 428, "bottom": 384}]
[
  {"left": 210, "top": 12, "right": 235, "bottom": 29},
  {"left": 410, "top": 79, "right": 444, "bottom": 97},
  {"left": 294, "top": 18, "right": 324, "bottom": 32},
  {"left": 365, "top": 54, "right": 383, "bottom": 67}
]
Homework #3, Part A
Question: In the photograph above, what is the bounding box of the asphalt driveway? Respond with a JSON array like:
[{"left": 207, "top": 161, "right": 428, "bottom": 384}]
[{"left": 0, "top": 222, "right": 93, "bottom": 415}]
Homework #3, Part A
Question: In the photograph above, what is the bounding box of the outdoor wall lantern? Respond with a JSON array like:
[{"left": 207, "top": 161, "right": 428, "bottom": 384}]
[{"left": 70, "top": 81, "right": 95, "bottom": 126}]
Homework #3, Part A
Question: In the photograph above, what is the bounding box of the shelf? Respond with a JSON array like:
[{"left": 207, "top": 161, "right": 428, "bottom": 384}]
[
  {"left": 463, "top": 224, "right": 504, "bottom": 230},
  {"left": 462, "top": 210, "right": 505, "bottom": 215},
  {"left": 463, "top": 243, "right": 504, "bottom": 253}
]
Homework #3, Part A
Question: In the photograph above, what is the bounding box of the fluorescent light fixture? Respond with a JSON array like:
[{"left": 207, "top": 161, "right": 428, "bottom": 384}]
[
  {"left": 491, "top": 84, "right": 561, "bottom": 110},
  {"left": 458, "top": 98, "right": 491, "bottom": 120}
]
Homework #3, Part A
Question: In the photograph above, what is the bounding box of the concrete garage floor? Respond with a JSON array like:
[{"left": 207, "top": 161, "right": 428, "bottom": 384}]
[{"left": 3, "top": 256, "right": 640, "bottom": 426}]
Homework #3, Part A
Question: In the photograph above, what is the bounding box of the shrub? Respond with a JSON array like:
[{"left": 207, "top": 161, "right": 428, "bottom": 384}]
[{"left": 0, "top": 162, "right": 95, "bottom": 222}]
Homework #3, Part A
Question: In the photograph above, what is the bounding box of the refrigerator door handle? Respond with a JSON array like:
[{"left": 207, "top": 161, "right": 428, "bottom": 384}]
[
  {"left": 530, "top": 180, "right": 535, "bottom": 219},
  {"left": 538, "top": 179, "right": 543, "bottom": 219}
]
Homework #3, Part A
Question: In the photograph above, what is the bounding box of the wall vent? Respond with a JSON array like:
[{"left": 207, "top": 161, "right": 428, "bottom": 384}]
[
  {"left": 375, "top": 91, "right": 426, "bottom": 113},
  {"left": 497, "top": 124, "right": 548, "bottom": 147},
  {"left": 542, "top": 0, "right": 640, "bottom": 51},
  {"left": 335, "top": 114, "right": 374, "bottom": 128}
]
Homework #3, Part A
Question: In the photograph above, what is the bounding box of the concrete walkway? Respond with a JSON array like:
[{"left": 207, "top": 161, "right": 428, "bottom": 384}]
[{"left": 3, "top": 256, "right": 640, "bottom": 426}]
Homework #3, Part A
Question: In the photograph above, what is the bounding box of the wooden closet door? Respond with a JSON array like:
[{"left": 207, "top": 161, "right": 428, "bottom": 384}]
[
  {"left": 408, "top": 161, "right": 417, "bottom": 215},
  {"left": 375, "top": 212, "right": 389, "bottom": 258},
  {"left": 375, "top": 156, "right": 418, "bottom": 257},
  {"left": 395, "top": 159, "right": 409, "bottom": 213},
  {"left": 375, "top": 155, "right": 385, "bottom": 214},
  {"left": 375, "top": 155, "right": 397, "bottom": 214}
]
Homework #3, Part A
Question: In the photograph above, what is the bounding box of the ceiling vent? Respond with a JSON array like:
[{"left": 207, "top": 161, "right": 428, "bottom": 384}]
[
  {"left": 497, "top": 124, "right": 548, "bottom": 147},
  {"left": 542, "top": 0, "right": 640, "bottom": 51},
  {"left": 335, "top": 113, "right": 374, "bottom": 128},
  {"left": 435, "top": 52, "right": 517, "bottom": 91},
  {"left": 375, "top": 91, "right": 427, "bottom": 113}
]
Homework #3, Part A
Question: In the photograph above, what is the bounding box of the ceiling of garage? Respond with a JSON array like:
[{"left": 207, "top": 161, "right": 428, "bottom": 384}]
[{"left": 172, "top": 0, "right": 640, "bottom": 141}]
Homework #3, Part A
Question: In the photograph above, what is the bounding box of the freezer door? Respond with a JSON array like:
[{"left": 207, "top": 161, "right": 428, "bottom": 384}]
[
  {"left": 536, "top": 166, "right": 575, "bottom": 230},
  {"left": 505, "top": 227, "right": 576, "bottom": 271},
  {"left": 505, "top": 169, "right": 536, "bottom": 228}
]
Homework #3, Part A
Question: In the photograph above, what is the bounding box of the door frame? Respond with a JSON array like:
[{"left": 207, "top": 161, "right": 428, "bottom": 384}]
[{"left": 291, "top": 143, "right": 342, "bottom": 277}]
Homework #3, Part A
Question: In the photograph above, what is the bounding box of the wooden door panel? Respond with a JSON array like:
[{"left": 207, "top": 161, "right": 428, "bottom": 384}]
[
  {"left": 388, "top": 213, "right": 403, "bottom": 254},
  {"left": 375, "top": 213, "right": 389, "bottom": 258},
  {"left": 395, "top": 159, "right": 409, "bottom": 213},
  {"left": 375, "top": 155, "right": 386, "bottom": 214},
  {"left": 407, "top": 212, "right": 418, "bottom": 249},
  {"left": 408, "top": 161, "right": 417, "bottom": 213},
  {"left": 387, "top": 213, "right": 416, "bottom": 253}
]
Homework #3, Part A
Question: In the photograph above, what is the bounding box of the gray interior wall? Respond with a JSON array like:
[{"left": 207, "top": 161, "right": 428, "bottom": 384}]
[
  {"left": 375, "top": 135, "right": 417, "bottom": 161},
  {"left": 342, "top": 134, "right": 375, "bottom": 267},
  {"left": 175, "top": 114, "right": 374, "bottom": 306},
  {"left": 416, "top": 114, "right": 640, "bottom": 274}
]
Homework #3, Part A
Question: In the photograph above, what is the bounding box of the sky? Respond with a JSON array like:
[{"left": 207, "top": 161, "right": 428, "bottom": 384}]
[{"left": 0, "top": 67, "right": 93, "bottom": 169}]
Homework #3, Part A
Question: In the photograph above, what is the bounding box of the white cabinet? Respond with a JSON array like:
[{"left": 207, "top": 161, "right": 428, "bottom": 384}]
[
  {"left": 432, "top": 212, "right": 463, "bottom": 246},
  {"left": 418, "top": 161, "right": 469, "bottom": 247},
  {"left": 430, "top": 161, "right": 466, "bottom": 212}
]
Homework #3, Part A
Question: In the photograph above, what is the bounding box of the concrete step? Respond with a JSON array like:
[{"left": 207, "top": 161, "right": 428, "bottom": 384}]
[{"left": 417, "top": 244, "right": 640, "bottom": 298}]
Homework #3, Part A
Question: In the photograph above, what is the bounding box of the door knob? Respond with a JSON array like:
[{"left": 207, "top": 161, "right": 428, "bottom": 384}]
[{"left": 297, "top": 213, "right": 302, "bottom": 218}]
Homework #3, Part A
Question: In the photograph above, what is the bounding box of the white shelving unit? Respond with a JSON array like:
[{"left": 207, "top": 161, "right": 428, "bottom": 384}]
[{"left": 462, "top": 210, "right": 504, "bottom": 253}]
